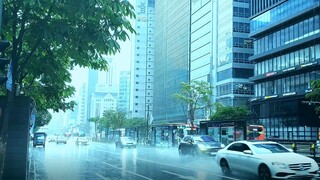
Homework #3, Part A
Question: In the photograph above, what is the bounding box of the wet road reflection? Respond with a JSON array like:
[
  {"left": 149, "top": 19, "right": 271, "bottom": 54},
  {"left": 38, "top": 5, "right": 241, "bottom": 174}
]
[{"left": 28, "top": 140, "right": 256, "bottom": 180}]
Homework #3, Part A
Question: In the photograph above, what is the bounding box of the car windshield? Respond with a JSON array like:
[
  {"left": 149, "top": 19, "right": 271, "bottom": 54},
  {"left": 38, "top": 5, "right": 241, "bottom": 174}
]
[
  {"left": 252, "top": 143, "right": 290, "bottom": 154},
  {"left": 120, "top": 137, "right": 131, "bottom": 141},
  {"left": 35, "top": 136, "right": 45, "bottom": 140},
  {"left": 194, "top": 136, "right": 215, "bottom": 142}
]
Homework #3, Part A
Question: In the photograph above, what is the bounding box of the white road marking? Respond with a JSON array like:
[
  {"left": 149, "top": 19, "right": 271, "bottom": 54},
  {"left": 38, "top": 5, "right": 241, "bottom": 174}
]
[
  {"left": 102, "top": 162, "right": 153, "bottom": 180},
  {"left": 161, "top": 170, "right": 197, "bottom": 180},
  {"left": 96, "top": 148, "right": 239, "bottom": 180},
  {"left": 94, "top": 173, "right": 111, "bottom": 180}
]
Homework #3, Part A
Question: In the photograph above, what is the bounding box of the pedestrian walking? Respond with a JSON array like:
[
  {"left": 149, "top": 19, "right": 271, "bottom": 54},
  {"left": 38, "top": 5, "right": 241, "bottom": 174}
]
[
  {"left": 310, "top": 142, "right": 316, "bottom": 158},
  {"left": 292, "top": 141, "right": 297, "bottom": 153}
]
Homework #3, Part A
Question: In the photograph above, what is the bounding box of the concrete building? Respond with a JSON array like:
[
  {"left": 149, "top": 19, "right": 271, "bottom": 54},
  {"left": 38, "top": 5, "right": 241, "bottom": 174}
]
[
  {"left": 90, "top": 84, "right": 118, "bottom": 118},
  {"left": 118, "top": 71, "right": 131, "bottom": 113},
  {"left": 131, "top": 0, "right": 155, "bottom": 119},
  {"left": 249, "top": 0, "right": 320, "bottom": 141}
]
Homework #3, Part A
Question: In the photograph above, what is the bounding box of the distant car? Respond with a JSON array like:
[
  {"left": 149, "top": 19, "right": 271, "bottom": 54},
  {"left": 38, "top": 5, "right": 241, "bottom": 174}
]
[
  {"left": 178, "top": 135, "right": 224, "bottom": 156},
  {"left": 47, "top": 136, "right": 56, "bottom": 142},
  {"left": 115, "top": 137, "right": 136, "bottom": 148},
  {"left": 56, "top": 136, "right": 67, "bottom": 144},
  {"left": 76, "top": 137, "right": 89, "bottom": 146},
  {"left": 33, "top": 132, "right": 46, "bottom": 147},
  {"left": 216, "top": 140, "right": 319, "bottom": 179}
]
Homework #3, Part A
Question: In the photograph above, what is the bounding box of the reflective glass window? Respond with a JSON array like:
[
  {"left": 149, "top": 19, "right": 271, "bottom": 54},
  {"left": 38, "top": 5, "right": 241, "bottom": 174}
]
[
  {"left": 304, "top": 48, "right": 310, "bottom": 63},
  {"left": 310, "top": 46, "right": 315, "bottom": 61}
]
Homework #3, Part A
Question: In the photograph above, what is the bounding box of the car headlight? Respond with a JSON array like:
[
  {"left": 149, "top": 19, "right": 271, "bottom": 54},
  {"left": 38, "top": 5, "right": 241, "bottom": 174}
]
[
  {"left": 197, "top": 144, "right": 209, "bottom": 151},
  {"left": 272, "top": 162, "right": 287, "bottom": 169}
]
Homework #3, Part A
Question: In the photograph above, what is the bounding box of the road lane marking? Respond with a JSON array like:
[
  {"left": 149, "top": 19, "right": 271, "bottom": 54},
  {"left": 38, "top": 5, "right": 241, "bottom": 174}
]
[
  {"left": 102, "top": 162, "right": 153, "bottom": 180},
  {"left": 161, "top": 170, "right": 197, "bottom": 180},
  {"left": 94, "top": 173, "right": 111, "bottom": 180},
  {"left": 96, "top": 148, "right": 239, "bottom": 180}
]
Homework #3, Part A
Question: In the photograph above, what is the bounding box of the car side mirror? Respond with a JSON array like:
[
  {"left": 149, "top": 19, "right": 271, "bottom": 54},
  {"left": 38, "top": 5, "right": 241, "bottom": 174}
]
[{"left": 243, "top": 150, "right": 253, "bottom": 155}]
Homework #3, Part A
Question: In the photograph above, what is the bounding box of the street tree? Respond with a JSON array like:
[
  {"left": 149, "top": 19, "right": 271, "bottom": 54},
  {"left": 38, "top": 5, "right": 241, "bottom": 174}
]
[
  {"left": 89, "top": 116, "right": 101, "bottom": 140},
  {"left": 173, "top": 80, "right": 213, "bottom": 127},
  {"left": 210, "top": 102, "right": 251, "bottom": 121},
  {"left": 124, "top": 117, "right": 146, "bottom": 128},
  {"left": 305, "top": 80, "right": 320, "bottom": 114},
  {"left": 103, "top": 110, "right": 126, "bottom": 129},
  {"left": 1, "top": 0, "right": 135, "bottom": 126}
]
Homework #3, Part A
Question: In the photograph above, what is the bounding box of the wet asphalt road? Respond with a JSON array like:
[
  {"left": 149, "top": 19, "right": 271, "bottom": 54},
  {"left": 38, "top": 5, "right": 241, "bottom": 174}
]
[{"left": 28, "top": 139, "right": 255, "bottom": 180}]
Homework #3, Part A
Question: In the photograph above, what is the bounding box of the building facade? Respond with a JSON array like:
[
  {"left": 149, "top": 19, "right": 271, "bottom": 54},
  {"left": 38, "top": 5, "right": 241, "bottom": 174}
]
[
  {"left": 131, "top": 0, "right": 155, "bottom": 119},
  {"left": 190, "top": 0, "right": 254, "bottom": 121},
  {"left": 249, "top": 0, "right": 320, "bottom": 141},
  {"left": 118, "top": 71, "right": 131, "bottom": 113}
]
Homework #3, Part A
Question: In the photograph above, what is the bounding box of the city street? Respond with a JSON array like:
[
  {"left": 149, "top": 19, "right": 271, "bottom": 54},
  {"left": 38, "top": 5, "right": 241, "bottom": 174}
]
[{"left": 28, "top": 139, "right": 255, "bottom": 180}]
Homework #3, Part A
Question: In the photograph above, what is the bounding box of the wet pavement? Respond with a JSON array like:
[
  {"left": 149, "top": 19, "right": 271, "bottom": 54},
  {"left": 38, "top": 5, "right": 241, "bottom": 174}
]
[{"left": 28, "top": 139, "right": 255, "bottom": 180}]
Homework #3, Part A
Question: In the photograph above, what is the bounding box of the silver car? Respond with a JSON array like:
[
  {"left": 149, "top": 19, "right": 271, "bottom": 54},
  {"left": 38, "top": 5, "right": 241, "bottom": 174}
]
[
  {"left": 216, "top": 140, "right": 319, "bottom": 179},
  {"left": 115, "top": 137, "right": 136, "bottom": 148}
]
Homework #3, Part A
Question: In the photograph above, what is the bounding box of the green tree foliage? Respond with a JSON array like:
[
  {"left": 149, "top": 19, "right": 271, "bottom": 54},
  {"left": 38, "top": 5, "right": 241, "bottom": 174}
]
[
  {"left": 173, "top": 81, "right": 213, "bottom": 126},
  {"left": 89, "top": 116, "right": 100, "bottom": 140},
  {"left": 34, "top": 109, "right": 51, "bottom": 128},
  {"left": 305, "top": 80, "right": 320, "bottom": 114},
  {"left": 210, "top": 102, "right": 251, "bottom": 121},
  {"left": 124, "top": 117, "right": 146, "bottom": 128},
  {"left": 1, "top": 0, "right": 135, "bottom": 124},
  {"left": 102, "top": 109, "right": 126, "bottom": 130}
]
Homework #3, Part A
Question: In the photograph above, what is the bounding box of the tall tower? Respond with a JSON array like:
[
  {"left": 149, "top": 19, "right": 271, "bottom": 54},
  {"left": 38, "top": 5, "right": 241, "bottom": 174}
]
[
  {"left": 153, "top": 0, "right": 190, "bottom": 124},
  {"left": 132, "top": 0, "right": 155, "bottom": 119},
  {"left": 118, "top": 71, "right": 131, "bottom": 113}
]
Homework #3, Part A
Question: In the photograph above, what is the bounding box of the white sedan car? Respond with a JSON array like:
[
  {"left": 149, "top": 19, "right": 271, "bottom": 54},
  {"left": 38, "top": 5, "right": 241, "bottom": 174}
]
[{"left": 216, "top": 140, "right": 319, "bottom": 179}]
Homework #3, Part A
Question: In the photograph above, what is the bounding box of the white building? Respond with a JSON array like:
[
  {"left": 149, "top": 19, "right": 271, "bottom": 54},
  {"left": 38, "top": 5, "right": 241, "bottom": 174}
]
[{"left": 131, "top": 0, "right": 155, "bottom": 118}]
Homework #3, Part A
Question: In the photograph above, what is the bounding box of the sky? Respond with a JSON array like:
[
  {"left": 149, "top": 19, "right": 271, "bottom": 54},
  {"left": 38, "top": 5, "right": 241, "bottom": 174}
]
[{"left": 70, "top": 0, "right": 136, "bottom": 94}]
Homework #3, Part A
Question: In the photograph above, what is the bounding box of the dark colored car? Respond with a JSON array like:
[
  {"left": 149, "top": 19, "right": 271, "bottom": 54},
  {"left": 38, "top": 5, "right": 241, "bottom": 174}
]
[
  {"left": 115, "top": 137, "right": 136, "bottom": 148},
  {"left": 33, "top": 132, "right": 46, "bottom": 147},
  {"left": 178, "top": 135, "right": 225, "bottom": 156}
]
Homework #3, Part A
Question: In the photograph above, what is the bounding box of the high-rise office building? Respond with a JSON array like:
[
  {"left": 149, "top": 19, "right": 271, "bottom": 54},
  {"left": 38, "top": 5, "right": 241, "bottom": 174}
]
[
  {"left": 153, "top": 1, "right": 190, "bottom": 124},
  {"left": 190, "top": 0, "right": 254, "bottom": 121},
  {"left": 132, "top": 0, "right": 155, "bottom": 119},
  {"left": 249, "top": 0, "right": 320, "bottom": 140},
  {"left": 118, "top": 71, "right": 131, "bottom": 113}
]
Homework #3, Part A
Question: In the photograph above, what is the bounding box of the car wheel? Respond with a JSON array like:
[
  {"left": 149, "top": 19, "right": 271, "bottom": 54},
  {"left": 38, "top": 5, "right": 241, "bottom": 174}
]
[
  {"left": 192, "top": 147, "right": 200, "bottom": 157},
  {"left": 258, "top": 164, "right": 271, "bottom": 180},
  {"left": 178, "top": 148, "right": 183, "bottom": 156},
  {"left": 220, "top": 159, "right": 231, "bottom": 175}
]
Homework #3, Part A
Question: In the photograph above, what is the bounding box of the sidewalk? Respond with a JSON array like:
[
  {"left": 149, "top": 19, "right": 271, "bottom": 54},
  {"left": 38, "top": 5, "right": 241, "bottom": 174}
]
[{"left": 281, "top": 143, "right": 320, "bottom": 163}]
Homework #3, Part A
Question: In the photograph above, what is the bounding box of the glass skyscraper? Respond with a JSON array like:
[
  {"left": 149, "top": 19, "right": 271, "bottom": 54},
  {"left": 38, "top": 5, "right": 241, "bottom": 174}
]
[{"left": 249, "top": 0, "right": 320, "bottom": 141}]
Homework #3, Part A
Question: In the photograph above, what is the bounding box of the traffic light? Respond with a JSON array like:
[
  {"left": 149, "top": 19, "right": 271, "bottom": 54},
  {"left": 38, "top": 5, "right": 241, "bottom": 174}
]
[{"left": 0, "top": 40, "right": 10, "bottom": 85}]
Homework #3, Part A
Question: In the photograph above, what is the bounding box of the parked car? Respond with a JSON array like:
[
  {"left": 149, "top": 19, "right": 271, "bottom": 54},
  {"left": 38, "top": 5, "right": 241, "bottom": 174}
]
[
  {"left": 115, "top": 137, "right": 136, "bottom": 148},
  {"left": 33, "top": 132, "right": 46, "bottom": 147},
  {"left": 76, "top": 137, "right": 89, "bottom": 146},
  {"left": 56, "top": 136, "right": 67, "bottom": 144},
  {"left": 178, "top": 135, "right": 224, "bottom": 156},
  {"left": 216, "top": 140, "right": 319, "bottom": 179}
]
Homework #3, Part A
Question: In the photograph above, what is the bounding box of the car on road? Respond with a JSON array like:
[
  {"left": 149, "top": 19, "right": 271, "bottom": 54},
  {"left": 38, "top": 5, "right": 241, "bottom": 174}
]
[
  {"left": 115, "top": 136, "right": 136, "bottom": 148},
  {"left": 76, "top": 137, "right": 89, "bottom": 146},
  {"left": 33, "top": 132, "right": 46, "bottom": 147},
  {"left": 215, "top": 140, "right": 319, "bottom": 179},
  {"left": 56, "top": 136, "right": 67, "bottom": 144},
  {"left": 178, "top": 135, "right": 224, "bottom": 156}
]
